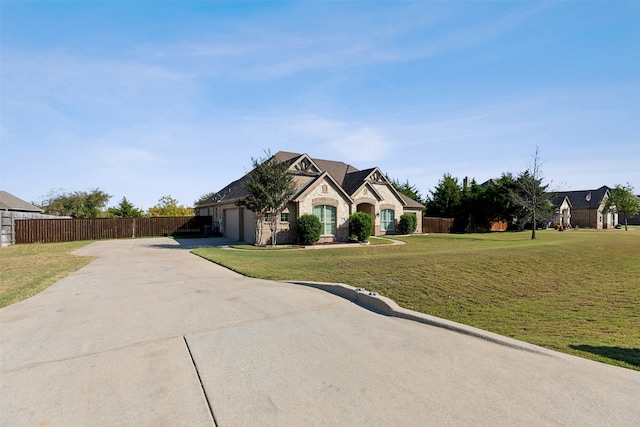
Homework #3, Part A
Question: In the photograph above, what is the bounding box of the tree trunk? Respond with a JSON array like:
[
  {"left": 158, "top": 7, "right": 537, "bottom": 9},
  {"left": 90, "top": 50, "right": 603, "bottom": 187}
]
[{"left": 531, "top": 211, "right": 536, "bottom": 240}]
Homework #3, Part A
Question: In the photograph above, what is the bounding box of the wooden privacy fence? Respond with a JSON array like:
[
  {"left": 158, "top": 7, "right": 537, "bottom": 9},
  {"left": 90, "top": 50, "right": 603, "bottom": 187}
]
[
  {"left": 14, "top": 216, "right": 213, "bottom": 244},
  {"left": 422, "top": 217, "right": 454, "bottom": 233}
]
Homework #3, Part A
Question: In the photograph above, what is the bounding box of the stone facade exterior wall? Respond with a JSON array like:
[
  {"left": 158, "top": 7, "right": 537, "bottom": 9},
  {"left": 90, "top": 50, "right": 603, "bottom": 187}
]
[
  {"left": 297, "top": 176, "right": 352, "bottom": 242},
  {"left": 371, "top": 183, "right": 405, "bottom": 235}
]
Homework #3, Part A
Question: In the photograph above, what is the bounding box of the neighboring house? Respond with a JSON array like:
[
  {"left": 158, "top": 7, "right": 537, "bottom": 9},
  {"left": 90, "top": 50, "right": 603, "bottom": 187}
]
[
  {"left": 554, "top": 186, "right": 617, "bottom": 229},
  {"left": 551, "top": 195, "right": 572, "bottom": 229},
  {"left": 198, "top": 152, "right": 425, "bottom": 245},
  {"left": 1, "top": 190, "right": 44, "bottom": 246},
  {"left": 0, "top": 191, "right": 43, "bottom": 214}
]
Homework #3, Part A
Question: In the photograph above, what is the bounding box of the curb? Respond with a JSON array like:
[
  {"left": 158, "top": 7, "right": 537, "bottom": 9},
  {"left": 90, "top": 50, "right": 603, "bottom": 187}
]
[{"left": 284, "top": 281, "right": 558, "bottom": 357}]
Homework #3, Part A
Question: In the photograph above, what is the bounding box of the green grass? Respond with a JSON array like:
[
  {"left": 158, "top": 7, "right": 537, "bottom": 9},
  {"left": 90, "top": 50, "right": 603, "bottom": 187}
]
[
  {"left": 0, "top": 241, "right": 94, "bottom": 308},
  {"left": 193, "top": 229, "right": 640, "bottom": 370}
]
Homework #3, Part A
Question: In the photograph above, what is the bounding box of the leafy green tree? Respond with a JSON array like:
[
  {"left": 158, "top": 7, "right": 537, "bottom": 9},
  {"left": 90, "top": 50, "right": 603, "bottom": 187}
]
[
  {"left": 148, "top": 195, "right": 194, "bottom": 217},
  {"left": 387, "top": 176, "right": 424, "bottom": 204},
  {"left": 107, "top": 197, "right": 144, "bottom": 218},
  {"left": 238, "top": 151, "right": 296, "bottom": 245},
  {"left": 38, "top": 188, "right": 111, "bottom": 218},
  {"left": 349, "top": 212, "right": 373, "bottom": 242},
  {"left": 509, "top": 148, "right": 554, "bottom": 239},
  {"left": 426, "top": 174, "right": 462, "bottom": 217},
  {"left": 603, "top": 183, "right": 640, "bottom": 231}
]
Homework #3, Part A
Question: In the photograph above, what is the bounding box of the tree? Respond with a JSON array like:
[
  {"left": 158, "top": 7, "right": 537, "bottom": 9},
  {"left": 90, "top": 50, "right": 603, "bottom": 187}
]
[
  {"left": 107, "top": 197, "right": 144, "bottom": 218},
  {"left": 471, "top": 173, "right": 519, "bottom": 230},
  {"left": 238, "top": 151, "right": 296, "bottom": 245},
  {"left": 509, "top": 148, "right": 554, "bottom": 239},
  {"left": 387, "top": 176, "right": 424, "bottom": 205},
  {"left": 148, "top": 195, "right": 194, "bottom": 216},
  {"left": 603, "top": 183, "right": 640, "bottom": 231},
  {"left": 38, "top": 188, "right": 111, "bottom": 218},
  {"left": 426, "top": 174, "right": 462, "bottom": 217}
]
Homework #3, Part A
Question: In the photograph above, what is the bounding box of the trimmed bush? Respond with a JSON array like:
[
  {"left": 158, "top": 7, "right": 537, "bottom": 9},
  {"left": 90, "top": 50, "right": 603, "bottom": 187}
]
[
  {"left": 296, "top": 214, "right": 322, "bottom": 245},
  {"left": 398, "top": 213, "right": 418, "bottom": 234},
  {"left": 349, "top": 212, "right": 373, "bottom": 242}
]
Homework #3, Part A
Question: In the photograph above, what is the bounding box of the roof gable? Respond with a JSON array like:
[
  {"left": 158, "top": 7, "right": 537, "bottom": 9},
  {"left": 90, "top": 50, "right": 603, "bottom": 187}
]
[
  {"left": 288, "top": 153, "right": 322, "bottom": 176},
  {"left": 292, "top": 171, "right": 354, "bottom": 204},
  {"left": 0, "top": 191, "right": 43, "bottom": 213}
]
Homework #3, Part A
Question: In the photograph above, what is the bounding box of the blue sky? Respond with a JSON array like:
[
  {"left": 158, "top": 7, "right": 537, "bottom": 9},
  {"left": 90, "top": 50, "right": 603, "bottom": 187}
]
[{"left": 2, "top": 1, "right": 639, "bottom": 210}]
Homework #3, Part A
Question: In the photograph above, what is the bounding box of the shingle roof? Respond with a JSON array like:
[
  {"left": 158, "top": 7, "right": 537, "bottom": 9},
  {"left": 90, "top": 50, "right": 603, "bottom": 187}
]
[
  {"left": 0, "top": 191, "right": 43, "bottom": 212},
  {"left": 399, "top": 193, "right": 425, "bottom": 209},
  {"left": 342, "top": 168, "right": 376, "bottom": 195},
  {"left": 199, "top": 151, "right": 424, "bottom": 208},
  {"left": 555, "top": 186, "right": 610, "bottom": 209}
]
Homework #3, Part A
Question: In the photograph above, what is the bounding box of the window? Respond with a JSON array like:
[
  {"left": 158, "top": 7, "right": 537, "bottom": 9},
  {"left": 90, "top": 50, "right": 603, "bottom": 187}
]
[
  {"left": 264, "top": 212, "right": 272, "bottom": 223},
  {"left": 280, "top": 212, "right": 289, "bottom": 222},
  {"left": 313, "top": 205, "right": 337, "bottom": 235},
  {"left": 381, "top": 209, "right": 394, "bottom": 231}
]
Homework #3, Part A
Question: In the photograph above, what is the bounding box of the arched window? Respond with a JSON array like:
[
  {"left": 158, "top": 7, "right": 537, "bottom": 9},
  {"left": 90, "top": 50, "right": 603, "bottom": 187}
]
[
  {"left": 381, "top": 209, "right": 394, "bottom": 231},
  {"left": 313, "top": 205, "right": 337, "bottom": 235}
]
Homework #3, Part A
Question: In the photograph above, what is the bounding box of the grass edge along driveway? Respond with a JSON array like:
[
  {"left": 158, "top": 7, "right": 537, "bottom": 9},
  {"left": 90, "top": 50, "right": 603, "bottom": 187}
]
[
  {"left": 193, "top": 230, "right": 640, "bottom": 371},
  {"left": 0, "top": 241, "right": 95, "bottom": 308}
]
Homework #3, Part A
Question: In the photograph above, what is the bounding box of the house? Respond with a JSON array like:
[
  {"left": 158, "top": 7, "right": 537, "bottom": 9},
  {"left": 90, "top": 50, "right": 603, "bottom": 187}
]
[
  {"left": 554, "top": 186, "right": 617, "bottom": 229},
  {"left": 197, "top": 152, "right": 425, "bottom": 245},
  {"left": 0, "top": 191, "right": 43, "bottom": 213},
  {"left": 551, "top": 195, "right": 572, "bottom": 229},
  {"left": 1, "top": 190, "right": 44, "bottom": 246}
]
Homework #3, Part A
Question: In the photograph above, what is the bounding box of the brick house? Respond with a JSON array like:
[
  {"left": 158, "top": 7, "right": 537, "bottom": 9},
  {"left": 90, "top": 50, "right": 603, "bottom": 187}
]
[
  {"left": 554, "top": 186, "right": 617, "bottom": 229},
  {"left": 197, "top": 152, "right": 424, "bottom": 245}
]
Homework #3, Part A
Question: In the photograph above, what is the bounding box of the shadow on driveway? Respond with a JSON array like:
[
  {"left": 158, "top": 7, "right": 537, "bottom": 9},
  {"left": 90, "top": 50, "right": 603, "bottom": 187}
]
[{"left": 146, "top": 237, "right": 239, "bottom": 250}]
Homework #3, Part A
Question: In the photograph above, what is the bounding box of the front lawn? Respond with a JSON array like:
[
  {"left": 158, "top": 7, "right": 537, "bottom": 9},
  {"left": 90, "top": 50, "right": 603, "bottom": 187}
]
[{"left": 193, "top": 229, "right": 640, "bottom": 370}]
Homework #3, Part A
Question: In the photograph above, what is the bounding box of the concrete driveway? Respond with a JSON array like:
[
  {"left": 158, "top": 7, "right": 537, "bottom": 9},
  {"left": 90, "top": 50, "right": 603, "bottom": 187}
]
[{"left": 1, "top": 237, "right": 638, "bottom": 426}]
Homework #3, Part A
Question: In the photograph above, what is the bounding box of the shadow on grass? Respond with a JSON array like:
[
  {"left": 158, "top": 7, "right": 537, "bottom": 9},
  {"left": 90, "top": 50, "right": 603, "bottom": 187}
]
[{"left": 570, "top": 345, "right": 640, "bottom": 368}]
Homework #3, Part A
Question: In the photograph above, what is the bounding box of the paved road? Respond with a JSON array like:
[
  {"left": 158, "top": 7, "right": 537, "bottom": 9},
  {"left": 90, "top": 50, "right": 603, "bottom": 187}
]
[{"left": 1, "top": 238, "right": 638, "bottom": 426}]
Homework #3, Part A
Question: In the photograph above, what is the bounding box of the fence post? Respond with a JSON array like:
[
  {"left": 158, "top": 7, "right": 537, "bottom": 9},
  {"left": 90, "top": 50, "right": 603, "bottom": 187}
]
[
  {"left": 10, "top": 212, "right": 15, "bottom": 245},
  {"left": 132, "top": 218, "right": 136, "bottom": 239}
]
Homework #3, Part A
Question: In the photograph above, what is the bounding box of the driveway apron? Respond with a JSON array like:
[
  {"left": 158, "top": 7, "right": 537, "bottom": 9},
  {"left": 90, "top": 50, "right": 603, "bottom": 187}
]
[{"left": 1, "top": 237, "right": 638, "bottom": 426}]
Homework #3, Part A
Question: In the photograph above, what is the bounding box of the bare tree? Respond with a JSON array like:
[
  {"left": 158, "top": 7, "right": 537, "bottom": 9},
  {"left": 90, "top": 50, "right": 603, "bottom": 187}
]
[{"left": 510, "top": 147, "right": 554, "bottom": 239}]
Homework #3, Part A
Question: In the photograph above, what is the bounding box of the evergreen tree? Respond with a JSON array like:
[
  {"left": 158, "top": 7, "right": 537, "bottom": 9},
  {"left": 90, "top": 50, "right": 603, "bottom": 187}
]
[
  {"left": 107, "top": 197, "right": 144, "bottom": 218},
  {"left": 426, "top": 174, "right": 462, "bottom": 217}
]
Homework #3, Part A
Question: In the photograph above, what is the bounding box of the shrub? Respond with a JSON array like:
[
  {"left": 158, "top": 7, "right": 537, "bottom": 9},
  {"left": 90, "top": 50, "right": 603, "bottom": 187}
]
[
  {"left": 398, "top": 213, "right": 417, "bottom": 234},
  {"left": 296, "top": 214, "right": 322, "bottom": 245},
  {"left": 349, "top": 212, "right": 373, "bottom": 242}
]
